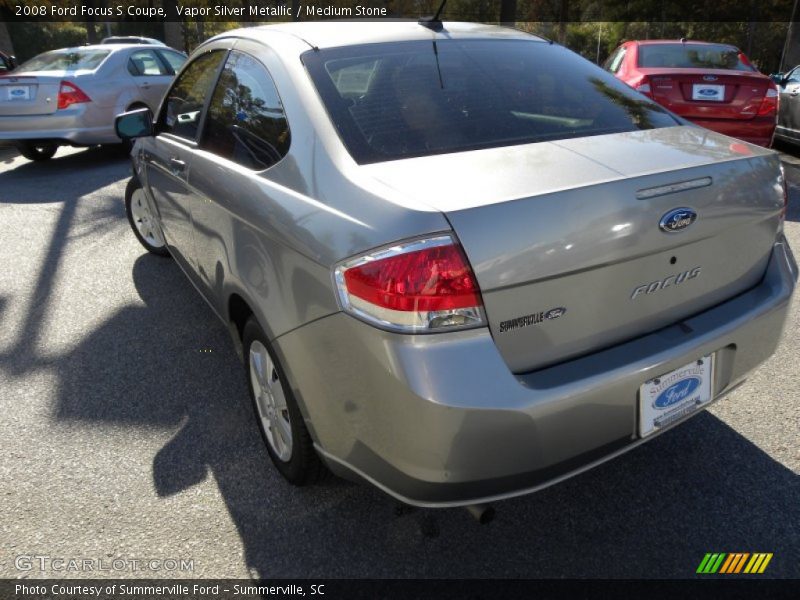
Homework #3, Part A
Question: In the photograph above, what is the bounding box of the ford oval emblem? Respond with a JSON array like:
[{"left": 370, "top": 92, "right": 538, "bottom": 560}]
[
  {"left": 545, "top": 307, "right": 566, "bottom": 320},
  {"left": 659, "top": 207, "right": 697, "bottom": 233},
  {"left": 653, "top": 377, "right": 701, "bottom": 409},
  {"left": 703, "top": 75, "right": 718, "bottom": 82}
]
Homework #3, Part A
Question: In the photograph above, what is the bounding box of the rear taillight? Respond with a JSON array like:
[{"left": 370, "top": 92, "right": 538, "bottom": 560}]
[
  {"left": 57, "top": 80, "right": 91, "bottom": 110},
  {"left": 757, "top": 87, "right": 778, "bottom": 117},
  {"left": 334, "top": 235, "right": 485, "bottom": 333}
]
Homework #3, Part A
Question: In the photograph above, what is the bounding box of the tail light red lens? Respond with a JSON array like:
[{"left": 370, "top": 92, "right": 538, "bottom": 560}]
[
  {"left": 335, "top": 235, "right": 484, "bottom": 332},
  {"left": 757, "top": 87, "right": 778, "bottom": 117},
  {"left": 57, "top": 80, "right": 91, "bottom": 110}
]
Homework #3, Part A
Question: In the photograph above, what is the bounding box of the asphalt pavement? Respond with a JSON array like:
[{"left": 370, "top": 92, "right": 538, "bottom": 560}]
[{"left": 0, "top": 143, "right": 798, "bottom": 579}]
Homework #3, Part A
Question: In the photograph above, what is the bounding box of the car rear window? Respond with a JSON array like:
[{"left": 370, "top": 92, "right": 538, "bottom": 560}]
[
  {"left": 19, "top": 49, "right": 111, "bottom": 72},
  {"left": 638, "top": 44, "right": 754, "bottom": 71},
  {"left": 303, "top": 39, "right": 678, "bottom": 164}
]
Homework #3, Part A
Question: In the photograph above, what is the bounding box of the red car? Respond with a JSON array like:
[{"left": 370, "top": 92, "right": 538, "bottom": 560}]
[{"left": 604, "top": 40, "right": 778, "bottom": 147}]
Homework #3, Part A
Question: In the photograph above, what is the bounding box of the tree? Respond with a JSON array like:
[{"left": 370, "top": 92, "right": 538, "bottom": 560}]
[{"left": 0, "top": 20, "right": 14, "bottom": 57}]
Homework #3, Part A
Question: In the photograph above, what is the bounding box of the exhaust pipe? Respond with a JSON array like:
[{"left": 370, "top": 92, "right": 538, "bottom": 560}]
[{"left": 465, "top": 503, "right": 495, "bottom": 524}]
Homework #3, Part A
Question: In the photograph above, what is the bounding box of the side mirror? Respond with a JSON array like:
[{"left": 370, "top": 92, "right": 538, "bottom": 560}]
[
  {"left": 115, "top": 107, "right": 154, "bottom": 140},
  {"left": 770, "top": 73, "right": 786, "bottom": 86}
]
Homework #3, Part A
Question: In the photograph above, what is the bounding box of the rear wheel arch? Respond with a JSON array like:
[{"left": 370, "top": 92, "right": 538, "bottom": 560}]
[
  {"left": 226, "top": 294, "right": 315, "bottom": 424},
  {"left": 228, "top": 293, "right": 254, "bottom": 350},
  {"left": 242, "top": 315, "right": 326, "bottom": 484}
]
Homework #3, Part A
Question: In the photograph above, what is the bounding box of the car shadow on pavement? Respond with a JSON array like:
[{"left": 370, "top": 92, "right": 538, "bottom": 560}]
[
  {"left": 49, "top": 254, "right": 800, "bottom": 578},
  {"left": 0, "top": 145, "right": 129, "bottom": 205},
  {"left": 0, "top": 147, "right": 130, "bottom": 377}
]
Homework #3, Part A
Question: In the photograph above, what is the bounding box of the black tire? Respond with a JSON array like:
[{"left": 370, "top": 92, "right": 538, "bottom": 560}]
[
  {"left": 17, "top": 142, "right": 57, "bottom": 161},
  {"left": 125, "top": 178, "right": 170, "bottom": 257},
  {"left": 102, "top": 140, "right": 133, "bottom": 155},
  {"left": 242, "top": 316, "right": 325, "bottom": 485}
]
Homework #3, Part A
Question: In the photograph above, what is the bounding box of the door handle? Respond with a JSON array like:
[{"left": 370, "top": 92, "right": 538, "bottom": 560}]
[
  {"left": 169, "top": 157, "right": 186, "bottom": 175},
  {"left": 791, "top": 89, "right": 800, "bottom": 96}
]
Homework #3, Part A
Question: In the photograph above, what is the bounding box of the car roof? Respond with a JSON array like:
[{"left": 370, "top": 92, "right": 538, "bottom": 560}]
[
  {"left": 43, "top": 44, "right": 180, "bottom": 53},
  {"left": 634, "top": 40, "right": 737, "bottom": 47},
  {"left": 220, "top": 21, "right": 544, "bottom": 51},
  {"left": 102, "top": 36, "right": 165, "bottom": 44}
]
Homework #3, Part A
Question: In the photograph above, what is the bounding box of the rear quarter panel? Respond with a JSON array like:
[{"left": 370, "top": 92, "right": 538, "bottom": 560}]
[{"left": 176, "top": 37, "right": 450, "bottom": 342}]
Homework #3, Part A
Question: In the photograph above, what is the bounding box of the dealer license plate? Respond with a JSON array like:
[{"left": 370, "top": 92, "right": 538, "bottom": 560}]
[
  {"left": 6, "top": 86, "right": 31, "bottom": 101},
  {"left": 639, "top": 354, "right": 714, "bottom": 437},
  {"left": 692, "top": 84, "right": 725, "bottom": 101}
]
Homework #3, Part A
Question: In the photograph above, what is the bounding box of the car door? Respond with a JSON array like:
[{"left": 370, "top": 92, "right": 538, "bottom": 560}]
[
  {"left": 188, "top": 45, "right": 292, "bottom": 315},
  {"left": 777, "top": 66, "right": 800, "bottom": 141},
  {"left": 142, "top": 47, "right": 227, "bottom": 277},
  {"left": 153, "top": 49, "right": 187, "bottom": 102},
  {"left": 127, "top": 48, "right": 176, "bottom": 110}
]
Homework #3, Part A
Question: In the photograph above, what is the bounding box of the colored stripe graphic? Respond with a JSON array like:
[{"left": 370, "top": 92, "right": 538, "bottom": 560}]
[
  {"left": 758, "top": 553, "right": 773, "bottom": 573},
  {"left": 696, "top": 553, "right": 713, "bottom": 574},
  {"left": 697, "top": 553, "right": 727, "bottom": 573},
  {"left": 744, "top": 553, "right": 773, "bottom": 574},
  {"left": 719, "top": 554, "right": 735, "bottom": 573},
  {"left": 699, "top": 552, "right": 773, "bottom": 574},
  {"left": 733, "top": 553, "right": 749, "bottom": 573},
  {"left": 710, "top": 553, "right": 726, "bottom": 573}
]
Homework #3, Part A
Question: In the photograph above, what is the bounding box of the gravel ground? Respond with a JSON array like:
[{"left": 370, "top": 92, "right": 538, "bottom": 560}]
[{"left": 0, "top": 143, "right": 797, "bottom": 579}]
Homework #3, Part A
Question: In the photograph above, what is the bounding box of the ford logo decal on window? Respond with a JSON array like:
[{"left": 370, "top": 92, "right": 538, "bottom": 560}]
[
  {"left": 659, "top": 207, "right": 697, "bottom": 233},
  {"left": 653, "top": 377, "right": 702, "bottom": 409},
  {"left": 698, "top": 89, "right": 718, "bottom": 97}
]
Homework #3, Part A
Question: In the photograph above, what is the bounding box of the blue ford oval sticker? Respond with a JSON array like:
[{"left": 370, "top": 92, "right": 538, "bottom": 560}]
[{"left": 653, "top": 377, "right": 702, "bottom": 409}]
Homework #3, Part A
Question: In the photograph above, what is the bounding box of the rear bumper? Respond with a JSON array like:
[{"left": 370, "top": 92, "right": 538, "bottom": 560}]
[
  {"left": 0, "top": 105, "right": 119, "bottom": 145},
  {"left": 275, "top": 238, "right": 796, "bottom": 507},
  {"left": 689, "top": 116, "right": 776, "bottom": 147}
]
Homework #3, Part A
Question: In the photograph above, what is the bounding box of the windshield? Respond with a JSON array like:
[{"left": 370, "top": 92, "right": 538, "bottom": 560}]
[
  {"left": 19, "top": 49, "right": 111, "bottom": 72},
  {"left": 638, "top": 44, "right": 754, "bottom": 71},
  {"left": 303, "top": 39, "right": 678, "bottom": 164}
]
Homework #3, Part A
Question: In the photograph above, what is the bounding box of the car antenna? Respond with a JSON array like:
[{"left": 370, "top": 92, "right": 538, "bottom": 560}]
[{"left": 419, "top": 0, "right": 447, "bottom": 32}]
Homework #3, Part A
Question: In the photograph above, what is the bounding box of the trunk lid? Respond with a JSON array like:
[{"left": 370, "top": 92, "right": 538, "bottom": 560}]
[
  {"left": 0, "top": 73, "right": 63, "bottom": 116},
  {"left": 360, "top": 126, "right": 783, "bottom": 372},
  {"left": 643, "top": 68, "right": 770, "bottom": 121}
]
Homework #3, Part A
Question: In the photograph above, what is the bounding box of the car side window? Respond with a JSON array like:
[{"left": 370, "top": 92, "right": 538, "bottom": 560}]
[
  {"left": 159, "top": 49, "right": 227, "bottom": 141},
  {"left": 157, "top": 49, "right": 187, "bottom": 74},
  {"left": 200, "top": 51, "right": 291, "bottom": 171},
  {"left": 606, "top": 48, "right": 626, "bottom": 73},
  {"left": 786, "top": 67, "right": 800, "bottom": 84},
  {"left": 128, "top": 50, "right": 169, "bottom": 76}
]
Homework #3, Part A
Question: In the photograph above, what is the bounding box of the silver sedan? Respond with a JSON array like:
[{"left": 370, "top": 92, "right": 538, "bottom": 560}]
[
  {"left": 116, "top": 22, "right": 796, "bottom": 509},
  {"left": 0, "top": 43, "right": 185, "bottom": 161}
]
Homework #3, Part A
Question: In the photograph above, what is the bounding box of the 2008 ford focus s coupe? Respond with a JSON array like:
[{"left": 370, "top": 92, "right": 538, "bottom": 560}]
[{"left": 116, "top": 22, "right": 797, "bottom": 507}]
